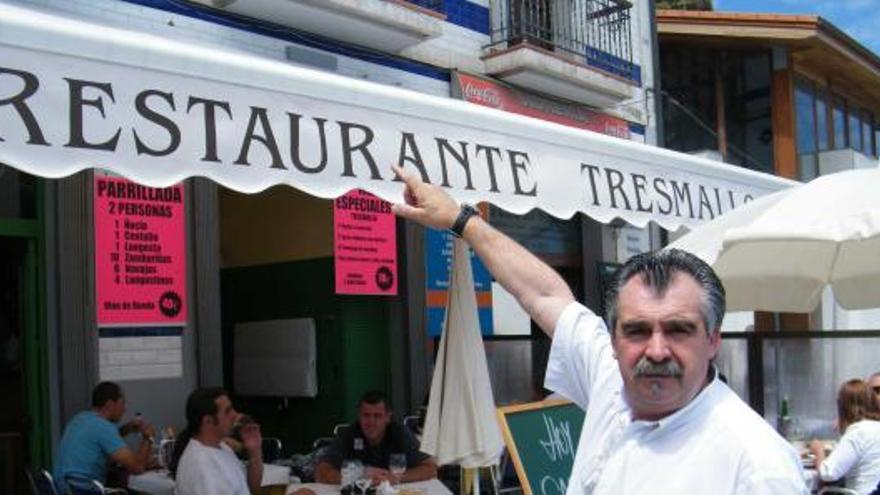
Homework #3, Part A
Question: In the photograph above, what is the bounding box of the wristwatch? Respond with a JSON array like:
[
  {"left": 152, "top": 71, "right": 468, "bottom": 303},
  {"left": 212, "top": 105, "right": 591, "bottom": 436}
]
[{"left": 449, "top": 203, "right": 479, "bottom": 238}]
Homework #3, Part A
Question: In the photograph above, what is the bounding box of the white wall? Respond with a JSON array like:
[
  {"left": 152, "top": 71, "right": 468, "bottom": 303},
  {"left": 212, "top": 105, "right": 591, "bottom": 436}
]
[{"left": 18, "top": 0, "right": 450, "bottom": 96}]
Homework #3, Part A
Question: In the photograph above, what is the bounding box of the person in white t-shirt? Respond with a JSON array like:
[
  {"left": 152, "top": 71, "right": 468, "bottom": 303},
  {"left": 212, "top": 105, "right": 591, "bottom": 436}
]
[
  {"left": 810, "top": 379, "right": 880, "bottom": 494},
  {"left": 171, "top": 388, "right": 262, "bottom": 495},
  {"left": 391, "top": 164, "right": 806, "bottom": 495}
]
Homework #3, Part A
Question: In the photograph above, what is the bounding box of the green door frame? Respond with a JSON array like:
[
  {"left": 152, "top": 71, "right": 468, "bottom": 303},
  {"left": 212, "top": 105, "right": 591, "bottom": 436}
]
[{"left": 0, "top": 182, "right": 49, "bottom": 469}]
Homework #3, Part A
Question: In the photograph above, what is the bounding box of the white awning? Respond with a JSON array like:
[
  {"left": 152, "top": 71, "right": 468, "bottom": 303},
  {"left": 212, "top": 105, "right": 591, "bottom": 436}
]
[{"left": 0, "top": 2, "right": 795, "bottom": 230}]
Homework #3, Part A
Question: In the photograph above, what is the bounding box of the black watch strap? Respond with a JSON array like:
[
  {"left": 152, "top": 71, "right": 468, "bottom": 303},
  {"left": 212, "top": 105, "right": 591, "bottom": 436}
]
[{"left": 450, "top": 204, "right": 479, "bottom": 238}]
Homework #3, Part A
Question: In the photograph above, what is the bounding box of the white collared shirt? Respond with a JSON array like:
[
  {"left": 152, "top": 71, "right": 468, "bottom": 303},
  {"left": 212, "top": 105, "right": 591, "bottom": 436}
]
[
  {"left": 818, "top": 419, "right": 880, "bottom": 494},
  {"left": 545, "top": 302, "right": 807, "bottom": 495},
  {"left": 175, "top": 439, "right": 249, "bottom": 495}
]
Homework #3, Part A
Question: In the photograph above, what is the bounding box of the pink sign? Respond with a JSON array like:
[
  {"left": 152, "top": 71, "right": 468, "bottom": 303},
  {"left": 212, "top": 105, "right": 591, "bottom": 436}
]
[
  {"left": 94, "top": 175, "right": 188, "bottom": 325},
  {"left": 334, "top": 189, "right": 398, "bottom": 295},
  {"left": 455, "top": 73, "right": 631, "bottom": 138}
]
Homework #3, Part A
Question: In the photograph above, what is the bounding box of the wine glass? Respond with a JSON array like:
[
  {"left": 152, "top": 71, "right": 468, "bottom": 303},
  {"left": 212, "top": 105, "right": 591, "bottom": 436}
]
[
  {"left": 389, "top": 453, "right": 406, "bottom": 486},
  {"left": 341, "top": 460, "right": 364, "bottom": 491}
]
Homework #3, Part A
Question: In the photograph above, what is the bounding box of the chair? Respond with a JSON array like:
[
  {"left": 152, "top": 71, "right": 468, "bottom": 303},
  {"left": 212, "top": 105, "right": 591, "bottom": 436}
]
[
  {"left": 64, "top": 475, "right": 127, "bottom": 495},
  {"left": 25, "top": 469, "right": 58, "bottom": 495},
  {"left": 403, "top": 415, "right": 421, "bottom": 435},
  {"left": 262, "top": 437, "right": 284, "bottom": 463},
  {"left": 491, "top": 449, "right": 522, "bottom": 495},
  {"left": 818, "top": 487, "right": 858, "bottom": 495},
  {"left": 332, "top": 423, "right": 350, "bottom": 436},
  {"left": 311, "top": 437, "right": 335, "bottom": 450}
]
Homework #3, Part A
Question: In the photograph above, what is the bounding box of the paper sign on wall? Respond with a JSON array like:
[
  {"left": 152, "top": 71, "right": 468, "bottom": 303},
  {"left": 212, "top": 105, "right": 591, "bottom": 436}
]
[
  {"left": 425, "top": 228, "right": 493, "bottom": 337},
  {"left": 334, "top": 189, "right": 398, "bottom": 295},
  {"left": 95, "top": 175, "right": 188, "bottom": 325}
]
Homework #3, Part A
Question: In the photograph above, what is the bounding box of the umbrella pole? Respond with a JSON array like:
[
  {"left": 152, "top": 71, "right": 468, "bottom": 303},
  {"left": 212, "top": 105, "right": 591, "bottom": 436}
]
[{"left": 460, "top": 467, "right": 482, "bottom": 495}]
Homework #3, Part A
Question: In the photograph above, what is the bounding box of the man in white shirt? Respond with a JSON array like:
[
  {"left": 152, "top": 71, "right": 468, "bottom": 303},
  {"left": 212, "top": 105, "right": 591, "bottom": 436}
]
[
  {"left": 174, "top": 388, "right": 263, "bottom": 495},
  {"left": 391, "top": 165, "right": 807, "bottom": 495}
]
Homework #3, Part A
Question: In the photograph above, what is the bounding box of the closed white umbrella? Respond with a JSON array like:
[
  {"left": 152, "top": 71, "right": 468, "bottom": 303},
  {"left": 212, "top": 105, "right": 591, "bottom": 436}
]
[
  {"left": 421, "top": 239, "right": 504, "bottom": 468},
  {"left": 668, "top": 167, "right": 880, "bottom": 312}
]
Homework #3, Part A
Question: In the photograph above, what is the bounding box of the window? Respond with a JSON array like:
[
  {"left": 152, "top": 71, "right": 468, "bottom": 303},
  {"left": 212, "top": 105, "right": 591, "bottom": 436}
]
[
  {"left": 794, "top": 78, "right": 817, "bottom": 181},
  {"left": 832, "top": 95, "right": 847, "bottom": 150},
  {"left": 660, "top": 44, "right": 719, "bottom": 156},
  {"left": 849, "top": 106, "right": 863, "bottom": 152},
  {"left": 861, "top": 109, "right": 874, "bottom": 156},
  {"left": 491, "top": 0, "right": 636, "bottom": 81},
  {"left": 815, "top": 93, "right": 829, "bottom": 151},
  {"left": 723, "top": 50, "right": 774, "bottom": 173},
  {"left": 875, "top": 123, "right": 880, "bottom": 158}
]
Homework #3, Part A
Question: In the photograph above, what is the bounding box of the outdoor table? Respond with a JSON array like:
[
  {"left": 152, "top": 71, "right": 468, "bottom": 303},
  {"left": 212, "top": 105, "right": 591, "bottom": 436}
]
[
  {"left": 128, "top": 469, "right": 174, "bottom": 495},
  {"left": 803, "top": 468, "right": 819, "bottom": 493},
  {"left": 286, "top": 480, "right": 452, "bottom": 495},
  {"left": 791, "top": 439, "right": 836, "bottom": 493},
  {"left": 129, "top": 463, "right": 292, "bottom": 495}
]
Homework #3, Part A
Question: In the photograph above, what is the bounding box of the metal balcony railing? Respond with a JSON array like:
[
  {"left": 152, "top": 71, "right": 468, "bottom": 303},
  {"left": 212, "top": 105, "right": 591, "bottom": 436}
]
[
  {"left": 487, "top": 0, "right": 639, "bottom": 83},
  {"left": 402, "top": 0, "right": 447, "bottom": 15}
]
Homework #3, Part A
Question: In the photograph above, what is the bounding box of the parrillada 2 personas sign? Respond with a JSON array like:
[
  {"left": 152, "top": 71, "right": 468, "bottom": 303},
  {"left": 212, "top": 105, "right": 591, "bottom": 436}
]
[{"left": 94, "top": 174, "right": 187, "bottom": 326}]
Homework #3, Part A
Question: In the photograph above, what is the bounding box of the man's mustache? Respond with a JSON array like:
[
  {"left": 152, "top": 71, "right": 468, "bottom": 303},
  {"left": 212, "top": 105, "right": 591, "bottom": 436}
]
[{"left": 633, "top": 357, "right": 682, "bottom": 378}]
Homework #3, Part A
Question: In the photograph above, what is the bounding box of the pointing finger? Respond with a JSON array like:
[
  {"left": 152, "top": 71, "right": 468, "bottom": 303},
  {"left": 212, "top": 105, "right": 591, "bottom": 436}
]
[{"left": 391, "top": 163, "right": 419, "bottom": 188}]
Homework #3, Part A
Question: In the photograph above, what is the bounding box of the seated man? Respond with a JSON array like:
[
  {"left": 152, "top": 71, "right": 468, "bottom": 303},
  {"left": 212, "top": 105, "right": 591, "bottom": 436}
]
[
  {"left": 54, "top": 381, "right": 154, "bottom": 491},
  {"left": 316, "top": 391, "right": 437, "bottom": 485},
  {"left": 173, "top": 388, "right": 263, "bottom": 495}
]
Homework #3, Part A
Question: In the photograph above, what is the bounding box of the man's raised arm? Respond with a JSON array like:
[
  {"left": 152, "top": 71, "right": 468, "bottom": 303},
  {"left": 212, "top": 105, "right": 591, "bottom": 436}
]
[{"left": 391, "top": 165, "right": 574, "bottom": 336}]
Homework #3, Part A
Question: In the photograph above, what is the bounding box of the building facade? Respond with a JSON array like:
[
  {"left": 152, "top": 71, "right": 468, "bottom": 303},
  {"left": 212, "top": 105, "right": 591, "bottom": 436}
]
[{"left": 0, "top": 1, "right": 665, "bottom": 491}]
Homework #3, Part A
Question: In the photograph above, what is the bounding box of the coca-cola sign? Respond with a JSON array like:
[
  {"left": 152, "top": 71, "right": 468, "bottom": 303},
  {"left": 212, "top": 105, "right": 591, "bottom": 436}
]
[
  {"left": 462, "top": 82, "right": 502, "bottom": 107},
  {"left": 455, "top": 73, "right": 630, "bottom": 139}
]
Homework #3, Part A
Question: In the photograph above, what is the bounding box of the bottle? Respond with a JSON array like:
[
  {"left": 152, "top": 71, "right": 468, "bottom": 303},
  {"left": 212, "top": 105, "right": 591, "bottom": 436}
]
[
  {"left": 153, "top": 426, "right": 164, "bottom": 468},
  {"left": 157, "top": 426, "right": 175, "bottom": 469},
  {"left": 778, "top": 396, "right": 792, "bottom": 439}
]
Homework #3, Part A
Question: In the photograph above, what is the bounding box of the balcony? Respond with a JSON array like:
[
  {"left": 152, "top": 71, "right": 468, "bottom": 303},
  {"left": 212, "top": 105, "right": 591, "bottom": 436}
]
[
  {"left": 188, "top": 0, "right": 445, "bottom": 53},
  {"left": 483, "top": 0, "right": 639, "bottom": 107}
]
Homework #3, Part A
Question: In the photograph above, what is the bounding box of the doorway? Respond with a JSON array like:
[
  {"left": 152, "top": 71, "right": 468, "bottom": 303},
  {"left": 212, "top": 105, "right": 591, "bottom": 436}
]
[
  {"left": 0, "top": 238, "right": 32, "bottom": 493},
  {"left": 0, "top": 165, "right": 45, "bottom": 494}
]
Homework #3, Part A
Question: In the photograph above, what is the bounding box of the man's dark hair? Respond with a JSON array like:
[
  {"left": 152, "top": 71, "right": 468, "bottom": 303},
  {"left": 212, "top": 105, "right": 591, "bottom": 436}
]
[
  {"left": 604, "top": 249, "right": 726, "bottom": 337},
  {"left": 170, "top": 387, "right": 227, "bottom": 477},
  {"left": 92, "top": 381, "right": 123, "bottom": 407},
  {"left": 358, "top": 390, "right": 390, "bottom": 410},
  {"left": 185, "top": 387, "right": 227, "bottom": 434}
]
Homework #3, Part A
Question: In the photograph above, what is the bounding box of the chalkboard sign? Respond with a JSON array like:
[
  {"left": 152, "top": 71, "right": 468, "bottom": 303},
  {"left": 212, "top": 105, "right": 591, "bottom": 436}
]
[{"left": 496, "top": 400, "right": 585, "bottom": 495}]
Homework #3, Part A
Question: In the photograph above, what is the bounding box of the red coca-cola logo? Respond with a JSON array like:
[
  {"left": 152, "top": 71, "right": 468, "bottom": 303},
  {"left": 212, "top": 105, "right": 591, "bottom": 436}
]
[{"left": 462, "top": 83, "right": 502, "bottom": 107}]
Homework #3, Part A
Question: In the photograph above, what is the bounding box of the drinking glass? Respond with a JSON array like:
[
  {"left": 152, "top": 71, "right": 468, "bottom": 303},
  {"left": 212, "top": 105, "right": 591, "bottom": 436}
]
[
  {"left": 389, "top": 453, "right": 406, "bottom": 486},
  {"left": 355, "top": 476, "right": 372, "bottom": 495},
  {"left": 341, "top": 460, "right": 364, "bottom": 491}
]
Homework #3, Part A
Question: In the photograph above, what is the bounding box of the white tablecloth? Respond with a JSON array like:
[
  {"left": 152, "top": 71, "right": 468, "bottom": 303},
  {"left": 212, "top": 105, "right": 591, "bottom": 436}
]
[
  {"left": 129, "top": 464, "right": 292, "bottom": 494},
  {"left": 129, "top": 470, "right": 174, "bottom": 495},
  {"left": 286, "top": 480, "right": 452, "bottom": 495},
  {"left": 803, "top": 468, "right": 819, "bottom": 493}
]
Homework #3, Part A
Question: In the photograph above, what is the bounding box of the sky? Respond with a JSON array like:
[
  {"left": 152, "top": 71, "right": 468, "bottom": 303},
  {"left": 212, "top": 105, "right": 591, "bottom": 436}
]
[{"left": 713, "top": 0, "right": 880, "bottom": 56}]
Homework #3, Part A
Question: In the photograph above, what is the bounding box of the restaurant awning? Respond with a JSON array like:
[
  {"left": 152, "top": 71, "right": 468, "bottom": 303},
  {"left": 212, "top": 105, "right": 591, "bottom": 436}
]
[{"left": 0, "top": 2, "right": 795, "bottom": 230}]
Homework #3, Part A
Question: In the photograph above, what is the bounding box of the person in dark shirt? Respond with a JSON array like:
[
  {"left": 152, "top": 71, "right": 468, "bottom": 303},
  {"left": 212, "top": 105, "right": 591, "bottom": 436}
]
[{"left": 316, "top": 391, "right": 437, "bottom": 485}]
